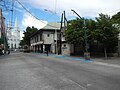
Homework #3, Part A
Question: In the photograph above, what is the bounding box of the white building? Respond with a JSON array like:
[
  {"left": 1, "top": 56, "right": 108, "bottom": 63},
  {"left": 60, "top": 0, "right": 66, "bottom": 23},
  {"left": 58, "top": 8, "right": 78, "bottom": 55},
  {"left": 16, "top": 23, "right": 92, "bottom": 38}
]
[{"left": 6, "top": 19, "right": 20, "bottom": 49}]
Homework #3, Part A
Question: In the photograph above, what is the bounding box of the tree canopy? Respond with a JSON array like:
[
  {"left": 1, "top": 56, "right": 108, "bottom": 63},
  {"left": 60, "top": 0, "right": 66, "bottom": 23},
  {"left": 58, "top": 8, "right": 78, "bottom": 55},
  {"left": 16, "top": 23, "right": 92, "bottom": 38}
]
[
  {"left": 65, "top": 13, "right": 119, "bottom": 57},
  {"left": 111, "top": 12, "right": 120, "bottom": 24},
  {"left": 65, "top": 18, "right": 84, "bottom": 44},
  {"left": 20, "top": 26, "right": 38, "bottom": 46},
  {"left": 65, "top": 18, "right": 97, "bottom": 51},
  {"left": 95, "top": 14, "right": 119, "bottom": 58}
]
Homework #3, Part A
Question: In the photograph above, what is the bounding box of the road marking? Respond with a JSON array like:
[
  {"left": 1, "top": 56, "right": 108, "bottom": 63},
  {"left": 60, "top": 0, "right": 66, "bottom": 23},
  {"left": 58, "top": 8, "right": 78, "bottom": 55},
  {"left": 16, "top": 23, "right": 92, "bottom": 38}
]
[
  {"left": 68, "top": 79, "right": 87, "bottom": 90},
  {"left": 87, "top": 83, "right": 92, "bottom": 87},
  {"left": 93, "top": 62, "right": 120, "bottom": 68}
]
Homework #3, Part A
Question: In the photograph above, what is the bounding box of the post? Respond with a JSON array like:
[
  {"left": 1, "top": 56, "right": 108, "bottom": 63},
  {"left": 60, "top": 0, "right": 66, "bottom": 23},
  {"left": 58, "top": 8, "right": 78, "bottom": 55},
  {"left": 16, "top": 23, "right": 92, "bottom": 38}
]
[
  {"left": 58, "top": 13, "right": 63, "bottom": 55},
  {"left": 83, "top": 19, "right": 88, "bottom": 52},
  {"left": 46, "top": 50, "right": 48, "bottom": 56},
  {"left": 55, "top": 29, "right": 57, "bottom": 54},
  {"left": 71, "top": 9, "right": 90, "bottom": 60}
]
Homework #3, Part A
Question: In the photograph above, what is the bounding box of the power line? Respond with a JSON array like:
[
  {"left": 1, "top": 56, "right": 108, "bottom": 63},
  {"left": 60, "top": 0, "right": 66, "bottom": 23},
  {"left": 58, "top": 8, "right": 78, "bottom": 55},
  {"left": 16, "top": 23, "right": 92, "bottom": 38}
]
[
  {"left": 16, "top": 0, "right": 60, "bottom": 28},
  {"left": 0, "top": 0, "right": 11, "bottom": 12},
  {"left": 11, "top": 0, "right": 14, "bottom": 26},
  {"left": 107, "top": 8, "right": 120, "bottom": 14}
]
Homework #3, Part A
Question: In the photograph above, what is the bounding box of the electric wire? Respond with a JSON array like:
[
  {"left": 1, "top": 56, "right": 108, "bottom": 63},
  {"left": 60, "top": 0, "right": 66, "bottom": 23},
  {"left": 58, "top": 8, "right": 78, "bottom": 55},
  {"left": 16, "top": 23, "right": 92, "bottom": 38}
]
[
  {"left": 11, "top": 0, "right": 14, "bottom": 26},
  {"left": 16, "top": 0, "right": 59, "bottom": 28},
  {"left": 107, "top": 9, "right": 120, "bottom": 14}
]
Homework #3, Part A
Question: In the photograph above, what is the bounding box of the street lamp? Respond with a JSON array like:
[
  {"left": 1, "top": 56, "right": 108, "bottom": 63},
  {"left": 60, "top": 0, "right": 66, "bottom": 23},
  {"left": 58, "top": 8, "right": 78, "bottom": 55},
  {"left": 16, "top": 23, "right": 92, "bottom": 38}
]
[
  {"left": 71, "top": 9, "right": 88, "bottom": 52},
  {"left": 71, "top": 9, "right": 90, "bottom": 60}
]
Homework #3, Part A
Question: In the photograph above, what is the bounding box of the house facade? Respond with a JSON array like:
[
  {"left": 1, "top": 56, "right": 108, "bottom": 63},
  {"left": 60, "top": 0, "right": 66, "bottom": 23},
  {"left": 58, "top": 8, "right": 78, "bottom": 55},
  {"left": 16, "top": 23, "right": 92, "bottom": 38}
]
[{"left": 30, "top": 22, "right": 73, "bottom": 55}]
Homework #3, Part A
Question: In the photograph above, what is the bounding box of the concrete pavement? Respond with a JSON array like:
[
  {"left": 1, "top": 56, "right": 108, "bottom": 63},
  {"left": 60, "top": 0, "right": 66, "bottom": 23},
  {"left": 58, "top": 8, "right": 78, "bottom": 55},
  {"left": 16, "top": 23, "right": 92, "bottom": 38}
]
[
  {"left": 0, "top": 52, "right": 120, "bottom": 90},
  {"left": 1, "top": 52, "right": 120, "bottom": 66},
  {"left": 32, "top": 52, "right": 120, "bottom": 67}
]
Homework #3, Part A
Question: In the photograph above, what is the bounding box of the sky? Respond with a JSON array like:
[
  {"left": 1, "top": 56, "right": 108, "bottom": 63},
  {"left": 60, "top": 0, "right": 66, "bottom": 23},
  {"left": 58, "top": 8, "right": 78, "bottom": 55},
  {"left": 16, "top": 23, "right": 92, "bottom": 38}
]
[{"left": 1, "top": 0, "right": 120, "bottom": 39}]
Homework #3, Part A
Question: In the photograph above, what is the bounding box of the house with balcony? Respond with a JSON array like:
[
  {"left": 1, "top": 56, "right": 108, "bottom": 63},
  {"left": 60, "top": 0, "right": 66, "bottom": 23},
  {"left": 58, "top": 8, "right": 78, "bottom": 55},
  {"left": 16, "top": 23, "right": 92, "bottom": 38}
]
[{"left": 29, "top": 22, "right": 73, "bottom": 55}]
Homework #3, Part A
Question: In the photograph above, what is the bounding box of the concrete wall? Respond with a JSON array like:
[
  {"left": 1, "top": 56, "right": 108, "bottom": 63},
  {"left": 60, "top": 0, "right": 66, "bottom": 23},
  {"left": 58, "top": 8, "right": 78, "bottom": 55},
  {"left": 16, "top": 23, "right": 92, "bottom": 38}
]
[
  {"left": 61, "top": 43, "right": 73, "bottom": 56},
  {"left": 43, "top": 32, "right": 54, "bottom": 44}
]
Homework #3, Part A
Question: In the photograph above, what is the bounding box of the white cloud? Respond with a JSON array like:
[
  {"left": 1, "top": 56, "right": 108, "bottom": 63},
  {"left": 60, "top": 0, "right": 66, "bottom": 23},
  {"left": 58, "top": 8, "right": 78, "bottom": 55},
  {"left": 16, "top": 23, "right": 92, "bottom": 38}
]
[
  {"left": 26, "top": 0, "right": 120, "bottom": 18},
  {"left": 22, "top": 13, "right": 47, "bottom": 29}
]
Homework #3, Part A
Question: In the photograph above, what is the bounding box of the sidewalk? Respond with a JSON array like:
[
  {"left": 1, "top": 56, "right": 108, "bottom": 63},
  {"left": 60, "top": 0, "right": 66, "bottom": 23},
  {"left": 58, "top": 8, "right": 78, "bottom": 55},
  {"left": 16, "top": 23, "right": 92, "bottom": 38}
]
[
  {"left": 92, "top": 57, "right": 120, "bottom": 65},
  {"left": 32, "top": 52, "right": 92, "bottom": 62},
  {"left": 32, "top": 52, "right": 120, "bottom": 66}
]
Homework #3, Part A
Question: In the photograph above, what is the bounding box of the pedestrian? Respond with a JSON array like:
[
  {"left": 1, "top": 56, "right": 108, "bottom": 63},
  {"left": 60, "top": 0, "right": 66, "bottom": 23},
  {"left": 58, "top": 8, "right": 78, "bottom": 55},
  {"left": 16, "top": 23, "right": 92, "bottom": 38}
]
[
  {"left": 0, "top": 45, "right": 2, "bottom": 56},
  {"left": 47, "top": 50, "right": 48, "bottom": 56},
  {"left": 7, "top": 46, "right": 10, "bottom": 54},
  {"left": 8, "top": 49, "right": 10, "bottom": 54},
  {"left": 0, "top": 47, "right": 1, "bottom": 56}
]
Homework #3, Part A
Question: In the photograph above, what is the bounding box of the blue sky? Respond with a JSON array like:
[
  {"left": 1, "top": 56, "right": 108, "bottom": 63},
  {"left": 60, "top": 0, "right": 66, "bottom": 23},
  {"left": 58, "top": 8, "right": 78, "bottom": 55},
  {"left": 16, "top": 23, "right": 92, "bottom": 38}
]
[{"left": 1, "top": 0, "right": 120, "bottom": 39}]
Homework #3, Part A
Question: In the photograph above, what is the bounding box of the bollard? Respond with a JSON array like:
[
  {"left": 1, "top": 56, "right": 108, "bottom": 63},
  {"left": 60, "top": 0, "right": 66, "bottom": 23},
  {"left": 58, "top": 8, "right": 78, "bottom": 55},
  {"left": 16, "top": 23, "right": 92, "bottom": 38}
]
[{"left": 84, "top": 52, "right": 90, "bottom": 60}]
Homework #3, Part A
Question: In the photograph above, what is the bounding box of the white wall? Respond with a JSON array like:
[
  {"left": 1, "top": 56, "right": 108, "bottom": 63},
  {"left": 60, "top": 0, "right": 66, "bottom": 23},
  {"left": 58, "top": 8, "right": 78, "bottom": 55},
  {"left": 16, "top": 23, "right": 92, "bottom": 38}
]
[
  {"left": 62, "top": 43, "right": 70, "bottom": 56},
  {"left": 43, "top": 32, "right": 54, "bottom": 44}
]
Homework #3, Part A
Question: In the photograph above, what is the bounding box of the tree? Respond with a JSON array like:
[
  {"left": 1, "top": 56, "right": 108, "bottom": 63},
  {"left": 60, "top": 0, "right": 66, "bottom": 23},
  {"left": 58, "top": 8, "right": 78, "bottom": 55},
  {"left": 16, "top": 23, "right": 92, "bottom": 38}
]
[
  {"left": 111, "top": 12, "right": 120, "bottom": 24},
  {"left": 65, "top": 18, "right": 97, "bottom": 52},
  {"left": 85, "top": 19, "right": 98, "bottom": 53},
  {"left": 111, "top": 12, "right": 120, "bottom": 35},
  {"left": 20, "top": 26, "right": 38, "bottom": 47},
  {"left": 0, "top": 34, "right": 4, "bottom": 45},
  {"left": 65, "top": 18, "right": 84, "bottom": 44},
  {"left": 65, "top": 14, "right": 119, "bottom": 57},
  {"left": 65, "top": 18, "right": 85, "bottom": 54},
  {"left": 95, "top": 14, "right": 119, "bottom": 58}
]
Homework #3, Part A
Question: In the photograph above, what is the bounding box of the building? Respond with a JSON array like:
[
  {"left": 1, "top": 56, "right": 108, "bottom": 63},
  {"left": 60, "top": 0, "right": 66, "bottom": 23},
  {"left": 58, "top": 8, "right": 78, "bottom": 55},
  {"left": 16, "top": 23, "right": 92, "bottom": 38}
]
[
  {"left": 6, "top": 18, "right": 20, "bottom": 49},
  {"left": 30, "top": 22, "right": 73, "bottom": 55},
  {"left": 30, "top": 22, "right": 60, "bottom": 53},
  {"left": 0, "top": 8, "right": 7, "bottom": 53}
]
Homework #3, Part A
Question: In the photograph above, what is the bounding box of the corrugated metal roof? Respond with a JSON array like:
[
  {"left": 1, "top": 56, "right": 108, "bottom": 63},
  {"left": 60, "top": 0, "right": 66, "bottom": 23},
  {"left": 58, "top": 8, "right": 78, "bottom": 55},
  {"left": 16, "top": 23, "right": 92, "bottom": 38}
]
[{"left": 42, "top": 22, "right": 61, "bottom": 30}]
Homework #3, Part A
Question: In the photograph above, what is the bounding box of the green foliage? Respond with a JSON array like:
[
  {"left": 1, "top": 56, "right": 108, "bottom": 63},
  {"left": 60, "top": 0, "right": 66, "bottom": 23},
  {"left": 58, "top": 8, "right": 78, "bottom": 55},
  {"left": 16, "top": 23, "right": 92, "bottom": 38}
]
[
  {"left": 0, "top": 34, "right": 4, "bottom": 45},
  {"left": 65, "top": 18, "right": 84, "bottom": 44},
  {"left": 85, "top": 19, "right": 97, "bottom": 43},
  {"left": 65, "top": 13, "right": 119, "bottom": 55},
  {"left": 65, "top": 18, "right": 97, "bottom": 45},
  {"left": 111, "top": 12, "right": 120, "bottom": 24},
  {"left": 0, "top": 38, "right": 1, "bottom": 44},
  {"left": 20, "top": 26, "right": 38, "bottom": 46},
  {"left": 95, "top": 14, "right": 119, "bottom": 53}
]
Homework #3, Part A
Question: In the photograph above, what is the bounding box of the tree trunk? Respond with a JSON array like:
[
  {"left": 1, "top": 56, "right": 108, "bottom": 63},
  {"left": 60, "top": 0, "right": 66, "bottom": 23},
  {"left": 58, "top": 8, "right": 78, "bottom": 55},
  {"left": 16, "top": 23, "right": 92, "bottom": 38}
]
[{"left": 104, "top": 47, "right": 107, "bottom": 59}]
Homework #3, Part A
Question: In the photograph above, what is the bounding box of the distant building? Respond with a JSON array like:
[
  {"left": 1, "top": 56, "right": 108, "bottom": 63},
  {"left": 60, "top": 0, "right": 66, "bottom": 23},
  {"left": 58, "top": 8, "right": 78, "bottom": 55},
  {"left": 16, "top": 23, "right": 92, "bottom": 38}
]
[{"left": 6, "top": 18, "right": 20, "bottom": 49}]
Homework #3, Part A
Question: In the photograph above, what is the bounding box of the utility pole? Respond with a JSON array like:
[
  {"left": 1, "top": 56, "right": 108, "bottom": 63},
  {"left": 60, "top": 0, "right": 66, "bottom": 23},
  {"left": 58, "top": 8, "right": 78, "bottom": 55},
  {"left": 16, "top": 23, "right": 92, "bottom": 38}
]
[
  {"left": 71, "top": 9, "right": 90, "bottom": 60},
  {"left": 58, "top": 13, "right": 63, "bottom": 55},
  {"left": 58, "top": 11, "right": 67, "bottom": 55},
  {"left": 71, "top": 9, "right": 88, "bottom": 52},
  {"left": 83, "top": 19, "right": 88, "bottom": 52}
]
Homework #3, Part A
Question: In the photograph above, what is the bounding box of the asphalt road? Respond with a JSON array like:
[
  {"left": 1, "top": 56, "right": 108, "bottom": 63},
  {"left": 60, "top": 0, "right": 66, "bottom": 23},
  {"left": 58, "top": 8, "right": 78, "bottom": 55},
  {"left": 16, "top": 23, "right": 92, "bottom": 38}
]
[{"left": 0, "top": 52, "right": 120, "bottom": 90}]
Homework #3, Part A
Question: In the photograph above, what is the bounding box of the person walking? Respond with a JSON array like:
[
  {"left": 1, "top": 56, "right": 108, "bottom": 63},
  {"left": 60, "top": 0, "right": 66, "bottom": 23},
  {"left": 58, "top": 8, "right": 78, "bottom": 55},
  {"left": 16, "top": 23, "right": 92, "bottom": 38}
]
[
  {"left": 46, "top": 50, "right": 48, "bottom": 56},
  {"left": 0, "top": 45, "right": 2, "bottom": 56}
]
